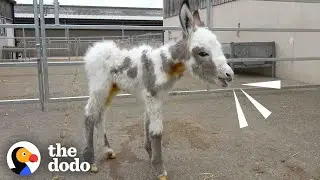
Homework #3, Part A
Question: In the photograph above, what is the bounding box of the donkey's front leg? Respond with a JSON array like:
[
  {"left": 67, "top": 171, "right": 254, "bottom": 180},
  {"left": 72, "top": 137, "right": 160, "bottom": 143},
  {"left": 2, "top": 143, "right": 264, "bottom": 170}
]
[
  {"left": 83, "top": 89, "right": 108, "bottom": 173},
  {"left": 144, "top": 95, "right": 167, "bottom": 180}
]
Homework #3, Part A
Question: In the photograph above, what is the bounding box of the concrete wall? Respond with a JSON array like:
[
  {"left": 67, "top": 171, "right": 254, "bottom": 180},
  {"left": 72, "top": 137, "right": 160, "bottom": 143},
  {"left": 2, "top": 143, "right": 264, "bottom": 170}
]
[{"left": 163, "top": 0, "right": 320, "bottom": 84}]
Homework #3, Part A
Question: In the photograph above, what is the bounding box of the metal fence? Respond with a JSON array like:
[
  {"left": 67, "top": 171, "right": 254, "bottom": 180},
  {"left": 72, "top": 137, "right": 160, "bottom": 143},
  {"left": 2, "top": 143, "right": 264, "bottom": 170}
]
[
  {"left": 1, "top": 0, "right": 320, "bottom": 111},
  {"left": 1, "top": 33, "right": 163, "bottom": 61}
]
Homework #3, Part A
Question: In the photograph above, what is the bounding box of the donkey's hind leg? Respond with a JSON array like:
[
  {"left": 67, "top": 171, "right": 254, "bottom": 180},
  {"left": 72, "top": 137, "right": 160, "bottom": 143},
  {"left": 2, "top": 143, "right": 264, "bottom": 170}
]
[
  {"left": 102, "top": 83, "right": 119, "bottom": 160},
  {"left": 102, "top": 114, "right": 116, "bottom": 160},
  {"left": 102, "top": 83, "right": 120, "bottom": 159},
  {"left": 83, "top": 111, "right": 97, "bottom": 172},
  {"left": 144, "top": 111, "right": 152, "bottom": 159},
  {"left": 83, "top": 81, "right": 113, "bottom": 173}
]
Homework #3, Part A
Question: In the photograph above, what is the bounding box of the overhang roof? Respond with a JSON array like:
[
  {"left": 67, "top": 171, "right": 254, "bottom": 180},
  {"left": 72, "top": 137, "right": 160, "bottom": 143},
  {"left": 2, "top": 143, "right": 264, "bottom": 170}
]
[{"left": 14, "top": 4, "right": 163, "bottom": 21}]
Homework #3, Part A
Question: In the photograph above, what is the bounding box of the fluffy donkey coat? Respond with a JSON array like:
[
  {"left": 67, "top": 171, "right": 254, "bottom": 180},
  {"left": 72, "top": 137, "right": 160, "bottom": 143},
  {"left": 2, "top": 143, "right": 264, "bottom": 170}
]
[{"left": 82, "top": 0, "right": 234, "bottom": 179}]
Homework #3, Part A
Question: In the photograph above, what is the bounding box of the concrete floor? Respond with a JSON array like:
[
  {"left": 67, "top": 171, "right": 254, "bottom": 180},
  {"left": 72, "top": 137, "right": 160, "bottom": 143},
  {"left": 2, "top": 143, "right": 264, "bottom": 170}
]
[{"left": 0, "top": 86, "right": 319, "bottom": 180}]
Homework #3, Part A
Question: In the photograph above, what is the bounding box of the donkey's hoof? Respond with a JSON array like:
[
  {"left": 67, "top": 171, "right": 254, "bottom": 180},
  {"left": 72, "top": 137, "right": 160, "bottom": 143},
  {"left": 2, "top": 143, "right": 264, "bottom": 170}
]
[
  {"left": 90, "top": 164, "right": 99, "bottom": 173},
  {"left": 52, "top": 176, "right": 60, "bottom": 180},
  {"left": 106, "top": 151, "right": 116, "bottom": 159},
  {"left": 105, "top": 148, "right": 116, "bottom": 160},
  {"left": 158, "top": 175, "right": 167, "bottom": 180}
]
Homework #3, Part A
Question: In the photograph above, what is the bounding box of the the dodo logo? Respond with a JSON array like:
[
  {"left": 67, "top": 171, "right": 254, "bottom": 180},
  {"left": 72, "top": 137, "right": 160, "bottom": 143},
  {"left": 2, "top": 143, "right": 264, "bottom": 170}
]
[{"left": 7, "top": 141, "right": 41, "bottom": 176}]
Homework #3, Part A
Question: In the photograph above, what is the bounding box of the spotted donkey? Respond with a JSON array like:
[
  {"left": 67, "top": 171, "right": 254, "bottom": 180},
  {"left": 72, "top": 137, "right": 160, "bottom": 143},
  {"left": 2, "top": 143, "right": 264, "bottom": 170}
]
[{"left": 83, "top": 1, "right": 234, "bottom": 179}]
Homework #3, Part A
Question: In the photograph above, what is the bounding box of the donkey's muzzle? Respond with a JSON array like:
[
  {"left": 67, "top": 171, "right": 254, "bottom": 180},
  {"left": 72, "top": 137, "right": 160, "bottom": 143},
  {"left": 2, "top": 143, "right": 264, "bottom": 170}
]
[
  {"left": 224, "top": 73, "right": 233, "bottom": 82},
  {"left": 220, "top": 68, "right": 234, "bottom": 82}
]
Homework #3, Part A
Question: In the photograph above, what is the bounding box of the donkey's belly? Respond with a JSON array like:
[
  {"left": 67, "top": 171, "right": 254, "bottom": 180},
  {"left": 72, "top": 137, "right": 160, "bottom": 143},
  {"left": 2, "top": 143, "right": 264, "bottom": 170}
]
[{"left": 112, "top": 74, "right": 141, "bottom": 92}]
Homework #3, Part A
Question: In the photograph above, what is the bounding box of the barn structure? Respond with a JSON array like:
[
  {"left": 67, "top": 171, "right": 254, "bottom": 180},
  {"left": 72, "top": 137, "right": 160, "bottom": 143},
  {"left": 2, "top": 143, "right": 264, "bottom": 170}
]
[
  {"left": 163, "top": 0, "right": 320, "bottom": 85},
  {"left": 11, "top": 3, "right": 164, "bottom": 58}
]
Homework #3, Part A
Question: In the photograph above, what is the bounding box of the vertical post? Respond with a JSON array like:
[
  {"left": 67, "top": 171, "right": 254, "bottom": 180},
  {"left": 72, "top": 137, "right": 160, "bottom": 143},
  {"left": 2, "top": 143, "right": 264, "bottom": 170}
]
[
  {"left": 122, "top": 28, "right": 124, "bottom": 40},
  {"left": 75, "top": 37, "right": 79, "bottom": 58},
  {"left": 272, "top": 42, "right": 276, "bottom": 78},
  {"left": 33, "top": 0, "right": 45, "bottom": 111},
  {"left": 22, "top": 28, "right": 27, "bottom": 61},
  {"left": 54, "top": 0, "right": 60, "bottom": 25},
  {"left": 230, "top": 42, "right": 235, "bottom": 71},
  {"left": 65, "top": 28, "right": 70, "bottom": 61},
  {"left": 39, "top": 0, "right": 49, "bottom": 111},
  {"left": 206, "top": 0, "right": 212, "bottom": 28},
  {"left": 121, "top": 23, "right": 124, "bottom": 41},
  {"left": 206, "top": 0, "right": 212, "bottom": 91}
]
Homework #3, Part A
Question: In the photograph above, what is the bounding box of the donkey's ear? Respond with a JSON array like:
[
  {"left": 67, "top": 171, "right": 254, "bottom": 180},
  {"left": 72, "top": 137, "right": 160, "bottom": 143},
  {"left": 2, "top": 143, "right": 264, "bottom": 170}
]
[
  {"left": 192, "top": 10, "right": 205, "bottom": 27},
  {"left": 179, "top": 0, "right": 194, "bottom": 36}
]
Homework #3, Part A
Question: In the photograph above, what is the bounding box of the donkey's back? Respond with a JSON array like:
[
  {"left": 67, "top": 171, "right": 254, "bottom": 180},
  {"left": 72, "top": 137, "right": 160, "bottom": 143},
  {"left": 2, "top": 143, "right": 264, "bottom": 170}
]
[{"left": 83, "top": 40, "right": 155, "bottom": 95}]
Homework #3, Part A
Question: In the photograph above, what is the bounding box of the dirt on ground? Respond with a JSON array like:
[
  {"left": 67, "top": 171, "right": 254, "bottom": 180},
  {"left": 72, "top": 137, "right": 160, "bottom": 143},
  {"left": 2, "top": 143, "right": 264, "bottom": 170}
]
[{"left": 0, "top": 86, "right": 319, "bottom": 180}]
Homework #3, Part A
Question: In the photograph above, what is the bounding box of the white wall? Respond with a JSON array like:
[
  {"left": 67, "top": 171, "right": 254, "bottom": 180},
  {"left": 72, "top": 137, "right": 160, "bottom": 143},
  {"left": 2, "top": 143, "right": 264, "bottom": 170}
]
[
  {"left": 0, "top": 19, "right": 14, "bottom": 59},
  {"left": 6, "top": 22, "right": 14, "bottom": 46},
  {"left": 0, "top": 19, "right": 14, "bottom": 44},
  {"left": 163, "top": 0, "right": 320, "bottom": 84}
]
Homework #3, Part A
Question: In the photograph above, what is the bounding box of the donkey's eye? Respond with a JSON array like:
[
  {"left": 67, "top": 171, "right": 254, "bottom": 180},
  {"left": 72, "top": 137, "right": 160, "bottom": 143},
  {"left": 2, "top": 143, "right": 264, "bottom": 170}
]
[{"left": 198, "top": 52, "right": 209, "bottom": 57}]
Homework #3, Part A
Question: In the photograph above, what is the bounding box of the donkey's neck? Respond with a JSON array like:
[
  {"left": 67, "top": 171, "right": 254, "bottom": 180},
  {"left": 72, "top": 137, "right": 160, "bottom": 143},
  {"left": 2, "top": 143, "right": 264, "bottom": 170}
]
[
  {"left": 161, "top": 38, "right": 190, "bottom": 76},
  {"left": 168, "top": 38, "right": 190, "bottom": 62},
  {"left": 147, "top": 38, "right": 190, "bottom": 94}
]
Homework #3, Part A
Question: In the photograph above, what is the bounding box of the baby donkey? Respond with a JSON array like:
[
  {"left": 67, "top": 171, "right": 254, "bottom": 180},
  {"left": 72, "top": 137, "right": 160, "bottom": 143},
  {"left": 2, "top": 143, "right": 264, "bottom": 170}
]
[{"left": 82, "top": 0, "right": 234, "bottom": 179}]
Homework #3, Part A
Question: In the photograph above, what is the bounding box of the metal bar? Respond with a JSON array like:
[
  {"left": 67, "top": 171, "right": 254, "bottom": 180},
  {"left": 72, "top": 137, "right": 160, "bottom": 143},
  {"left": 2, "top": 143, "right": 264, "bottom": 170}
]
[
  {"left": 2, "top": 23, "right": 320, "bottom": 32},
  {"left": 65, "top": 28, "right": 70, "bottom": 61},
  {"left": 0, "top": 24, "right": 36, "bottom": 28},
  {"left": 0, "top": 99, "right": 40, "bottom": 105},
  {"left": 75, "top": 37, "right": 79, "bottom": 57},
  {"left": 41, "top": 24, "right": 320, "bottom": 32},
  {"left": 0, "top": 37, "right": 36, "bottom": 39},
  {"left": 226, "top": 57, "right": 320, "bottom": 62},
  {"left": 122, "top": 28, "right": 124, "bottom": 40},
  {"left": 0, "top": 59, "right": 38, "bottom": 62},
  {"left": 1, "top": 84, "right": 319, "bottom": 105},
  {"left": 34, "top": 0, "right": 45, "bottom": 111},
  {"left": 44, "top": 25, "right": 181, "bottom": 30},
  {"left": 206, "top": 0, "right": 212, "bottom": 91},
  {"left": 39, "top": 0, "right": 49, "bottom": 111},
  {"left": 1, "top": 57, "right": 320, "bottom": 67},
  {"left": 48, "top": 84, "right": 320, "bottom": 102},
  {"left": 22, "top": 28, "right": 27, "bottom": 61},
  {"left": 0, "top": 35, "right": 155, "bottom": 40},
  {"left": 209, "top": 27, "right": 320, "bottom": 32},
  {"left": 47, "top": 61, "right": 84, "bottom": 66},
  {"left": 206, "top": 0, "right": 212, "bottom": 27},
  {"left": 54, "top": 0, "right": 59, "bottom": 25},
  {"left": 1, "top": 47, "right": 68, "bottom": 51},
  {"left": 49, "top": 96, "right": 89, "bottom": 102}
]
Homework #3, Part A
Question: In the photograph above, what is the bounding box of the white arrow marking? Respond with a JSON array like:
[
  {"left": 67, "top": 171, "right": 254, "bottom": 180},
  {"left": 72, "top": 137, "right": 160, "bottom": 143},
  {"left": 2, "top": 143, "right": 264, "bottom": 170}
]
[
  {"left": 242, "top": 80, "right": 281, "bottom": 89},
  {"left": 240, "top": 89, "right": 272, "bottom": 119},
  {"left": 233, "top": 90, "right": 248, "bottom": 128}
]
